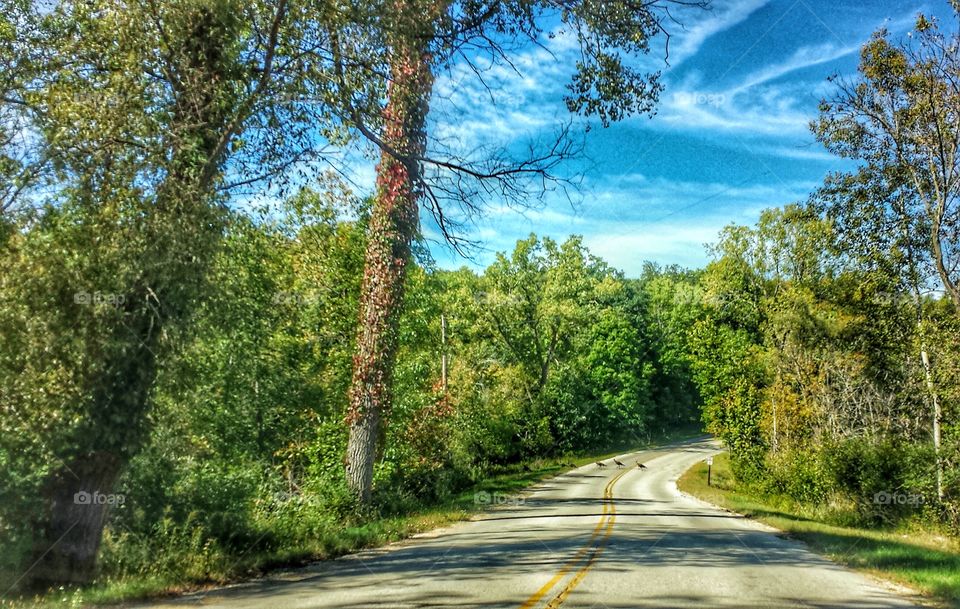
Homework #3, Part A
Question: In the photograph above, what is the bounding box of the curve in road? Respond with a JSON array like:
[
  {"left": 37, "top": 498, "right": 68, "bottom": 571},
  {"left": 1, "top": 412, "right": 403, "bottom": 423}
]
[{"left": 139, "top": 438, "right": 923, "bottom": 609}]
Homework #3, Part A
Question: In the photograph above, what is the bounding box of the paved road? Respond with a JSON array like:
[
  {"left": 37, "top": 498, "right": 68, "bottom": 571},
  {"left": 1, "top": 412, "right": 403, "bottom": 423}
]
[{"left": 141, "top": 438, "right": 922, "bottom": 608}]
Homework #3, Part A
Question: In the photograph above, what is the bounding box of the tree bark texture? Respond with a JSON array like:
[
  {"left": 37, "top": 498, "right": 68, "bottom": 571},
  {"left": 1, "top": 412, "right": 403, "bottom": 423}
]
[{"left": 345, "top": 7, "right": 434, "bottom": 503}]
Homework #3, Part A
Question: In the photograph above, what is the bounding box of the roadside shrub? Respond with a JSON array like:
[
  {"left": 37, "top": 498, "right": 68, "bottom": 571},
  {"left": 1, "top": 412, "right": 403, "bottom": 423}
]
[
  {"left": 823, "top": 436, "right": 915, "bottom": 525},
  {"left": 712, "top": 382, "right": 767, "bottom": 483},
  {"left": 99, "top": 509, "right": 230, "bottom": 582},
  {"left": 764, "top": 448, "right": 830, "bottom": 504}
]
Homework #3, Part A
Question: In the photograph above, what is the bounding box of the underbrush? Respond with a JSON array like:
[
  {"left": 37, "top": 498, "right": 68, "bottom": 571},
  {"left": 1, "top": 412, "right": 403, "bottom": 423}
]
[{"left": 0, "top": 431, "right": 694, "bottom": 608}]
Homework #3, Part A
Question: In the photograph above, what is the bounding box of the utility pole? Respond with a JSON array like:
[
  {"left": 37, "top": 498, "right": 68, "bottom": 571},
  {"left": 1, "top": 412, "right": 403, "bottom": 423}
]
[
  {"left": 901, "top": 209, "right": 943, "bottom": 502},
  {"left": 441, "top": 313, "right": 448, "bottom": 393},
  {"left": 921, "top": 346, "right": 944, "bottom": 501}
]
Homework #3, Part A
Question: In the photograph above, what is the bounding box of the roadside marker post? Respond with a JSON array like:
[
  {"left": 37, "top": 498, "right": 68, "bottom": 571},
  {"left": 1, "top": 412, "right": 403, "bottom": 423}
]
[{"left": 706, "top": 456, "right": 713, "bottom": 487}]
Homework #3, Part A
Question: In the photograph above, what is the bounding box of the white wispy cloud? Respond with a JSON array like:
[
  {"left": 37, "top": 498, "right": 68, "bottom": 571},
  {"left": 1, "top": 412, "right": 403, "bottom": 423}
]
[
  {"left": 425, "top": 172, "right": 820, "bottom": 275},
  {"left": 726, "top": 42, "right": 860, "bottom": 95},
  {"left": 430, "top": 213, "right": 729, "bottom": 275},
  {"left": 430, "top": 29, "right": 576, "bottom": 144},
  {"left": 653, "top": 6, "right": 929, "bottom": 139},
  {"left": 656, "top": 87, "right": 813, "bottom": 135},
  {"left": 583, "top": 221, "right": 723, "bottom": 270},
  {"left": 755, "top": 144, "right": 837, "bottom": 162},
  {"left": 654, "top": 41, "right": 859, "bottom": 137},
  {"left": 581, "top": 174, "right": 818, "bottom": 218},
  {"left": 668, "top": 0, "right": 771, "bottom": 66}
]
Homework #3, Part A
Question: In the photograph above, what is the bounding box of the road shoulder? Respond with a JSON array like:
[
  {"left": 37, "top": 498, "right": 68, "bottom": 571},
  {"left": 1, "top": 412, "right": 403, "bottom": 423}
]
[{"left": 676, "top": 451, "right": 951, "bottom": 609}]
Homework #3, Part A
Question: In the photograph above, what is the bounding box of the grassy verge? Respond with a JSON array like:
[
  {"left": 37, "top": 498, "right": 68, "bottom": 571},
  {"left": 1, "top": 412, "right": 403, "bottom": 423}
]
[
  {"left": 5, "top": 426, "right": 703, "bottom": 608},
  {"left": 678, "top": 452, "right": 960, "bottom": 609}
]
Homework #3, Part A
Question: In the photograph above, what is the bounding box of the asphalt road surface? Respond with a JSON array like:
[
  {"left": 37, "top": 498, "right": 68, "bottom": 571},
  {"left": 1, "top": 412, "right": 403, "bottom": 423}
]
[{"left": 140, "top": 438, "right": 922, "bottom": 609}]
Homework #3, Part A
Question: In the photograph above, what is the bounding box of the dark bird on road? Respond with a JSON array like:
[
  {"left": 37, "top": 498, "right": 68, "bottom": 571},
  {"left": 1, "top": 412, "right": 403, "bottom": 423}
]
[
  {"left": 596, "top": 461, "right": 607, "bottom": 468},
  {"left": 637, "top": 462, "right": 647, "bottom": 470},
  {"left": 613, "top": 458, "right": 625, "bottom": 469}
]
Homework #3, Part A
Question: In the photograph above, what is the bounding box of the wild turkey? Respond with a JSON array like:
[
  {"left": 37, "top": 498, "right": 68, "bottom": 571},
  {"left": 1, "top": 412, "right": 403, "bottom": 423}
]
[
  {"left": 613, "top": 458, "right": 625, "bottom": 469},
  {"left": 636, "top": 461, "right": 647, "bottom": 470},
  {"left": 596, "top": 461, "right": 607, "bottom": 468}
]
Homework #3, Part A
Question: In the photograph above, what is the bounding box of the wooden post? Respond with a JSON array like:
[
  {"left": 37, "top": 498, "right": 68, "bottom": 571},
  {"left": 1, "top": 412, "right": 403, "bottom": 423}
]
[
  {"left": 441, "top": 313, "right": 448, "bottom": 393},
  {"left": 922, "top": 348, "right": 944, "bottom": 501}
]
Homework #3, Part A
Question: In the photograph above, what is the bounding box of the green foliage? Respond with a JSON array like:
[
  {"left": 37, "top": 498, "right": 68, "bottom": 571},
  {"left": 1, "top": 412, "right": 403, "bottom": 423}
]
[
  {"left": 763, "top": 448, "right": 830, "bottom": 504},
  {"left": 2, "top": 208, "right": 703, "bottom": 592},
  {"left": 812, "top": 4, "right": 960, "bottom": 308},
  {"left": 5, "top": 3, "right": 960, "bottom": 591},
  {"left": 821, "top": 438, "right": 924, "bottom": 525},
  {"left": 0, "top": 0, "right": 707, "bottom": 592},
  {"left": 685, "top": 194, "right": 959, "bottom": 533}
]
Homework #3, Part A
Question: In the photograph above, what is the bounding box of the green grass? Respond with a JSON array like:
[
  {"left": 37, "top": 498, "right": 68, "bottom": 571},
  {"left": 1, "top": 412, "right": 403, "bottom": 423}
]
[
  {"left": 3, "top": 426, "right": 704, "bottom": 609},
  {"left": 678, "top": 452, "right": 960, "bottom": 609}
]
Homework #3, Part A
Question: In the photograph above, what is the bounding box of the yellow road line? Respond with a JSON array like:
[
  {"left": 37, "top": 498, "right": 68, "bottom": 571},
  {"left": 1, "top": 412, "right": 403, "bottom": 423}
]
[
  {"left": 543, "top": 502, "right": 617, "bottom": 608},
  {"left": 544, "top": 468, "right": 629, "bottom": 608},
  {"left": 517, "top": 467, "right": 631, "bottom": 609}
]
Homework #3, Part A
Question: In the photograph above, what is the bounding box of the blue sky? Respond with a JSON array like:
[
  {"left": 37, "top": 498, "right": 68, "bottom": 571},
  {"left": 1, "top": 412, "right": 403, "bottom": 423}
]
[{"left": 358, "top": 1, "right": 944, "bottom": 276}]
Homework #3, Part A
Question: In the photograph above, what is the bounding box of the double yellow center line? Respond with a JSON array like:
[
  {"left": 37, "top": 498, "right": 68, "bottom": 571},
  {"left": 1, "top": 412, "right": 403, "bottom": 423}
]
[{"left": 517, "top": 466, "right": 632, "bottom": 609}]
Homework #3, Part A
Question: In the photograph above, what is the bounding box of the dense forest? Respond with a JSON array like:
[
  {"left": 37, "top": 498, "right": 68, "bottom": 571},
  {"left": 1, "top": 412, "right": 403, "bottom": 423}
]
[
  {"left": 1, "top": 0, "right": 959, "bottom": 603},
  {"left": 1, "top": 188, "right": 703, "bottom": 590}
]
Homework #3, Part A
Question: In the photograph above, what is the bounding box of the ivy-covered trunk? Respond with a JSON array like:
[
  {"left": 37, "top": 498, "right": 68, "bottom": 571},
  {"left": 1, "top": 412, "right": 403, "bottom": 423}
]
[
  {"left": 26, "top": 223, "right": 216, "bottom": 588},
  {"left": 345, "top": 9, "right": 434, "bottom": 503},
  {"left": 30, "top": 453, "right": 123, "bottom": 586},
  {"left": 24, "top": 6, "right": 233, "bottom": 588}
]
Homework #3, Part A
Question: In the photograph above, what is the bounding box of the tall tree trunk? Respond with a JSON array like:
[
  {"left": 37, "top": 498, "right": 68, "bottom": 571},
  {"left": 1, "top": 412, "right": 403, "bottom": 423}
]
[
  {"left": 26, "top": 314, "right": 161, "bottom": 590},
  {"left": 901, "top": 206, "right": 945, "bottom": 502},
  {"left": 27, "top": 452, "right": 123, "bottom": 587},
  {"left": 345, "top": 20, "right": 433, "bottom": 504},
  {"left": 23, "top": 5, "right": 235, "bottom": 587},
  {"left": 930, "top": 209, "right": 960, "bottom": 310},
  {"left": 909, "top": 219, "right": 945, "bottom": 502}
]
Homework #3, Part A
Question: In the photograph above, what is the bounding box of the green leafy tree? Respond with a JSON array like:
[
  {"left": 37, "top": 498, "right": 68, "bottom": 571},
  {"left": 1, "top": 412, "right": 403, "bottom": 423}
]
[
  {"left": 636, "top": 266, "right": 704, "bottom": 430},
  {"left": 813, "top": 6, "right": 960, "bottom": 502},
  {"left": 813, "top": 8, "right": 960, "bottom": 309},
  {"left": 336, "top": 0, "right": 707, "bottom": 503},
  {"left": 0, "top": 0, "right": 336, "bottom": 587}
]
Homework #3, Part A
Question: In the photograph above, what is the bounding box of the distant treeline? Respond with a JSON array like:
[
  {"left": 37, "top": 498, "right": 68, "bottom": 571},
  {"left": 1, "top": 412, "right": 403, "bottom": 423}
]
[{"left": 690, "top": 205, "right": 958, "bottom": 531}]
